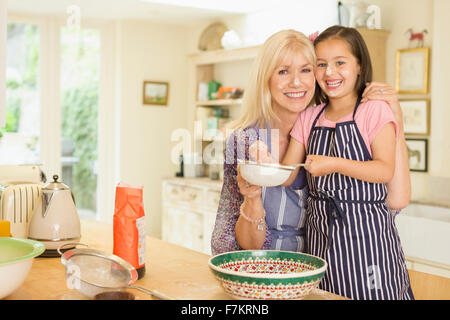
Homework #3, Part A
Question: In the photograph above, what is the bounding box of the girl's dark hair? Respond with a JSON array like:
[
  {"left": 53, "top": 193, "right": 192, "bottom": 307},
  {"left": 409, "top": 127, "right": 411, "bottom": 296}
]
[{"left": 313, "top": 25, "right": 373, "bottom": 105}]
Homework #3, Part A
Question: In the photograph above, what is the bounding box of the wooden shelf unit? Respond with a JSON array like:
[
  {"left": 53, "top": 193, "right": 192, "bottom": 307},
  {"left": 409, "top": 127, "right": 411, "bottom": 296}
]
[
  {"left": 356, "top": 28, "right": 391, "bottom": 82},
  {"left": 188, "top": 45, "right": 261, "bottom": 118}
]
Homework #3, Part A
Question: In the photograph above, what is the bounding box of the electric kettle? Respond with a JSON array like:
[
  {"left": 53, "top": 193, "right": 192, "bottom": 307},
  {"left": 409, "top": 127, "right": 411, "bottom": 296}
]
[{"left": 28, "top": 174, "right": 81, "bottom": 256}]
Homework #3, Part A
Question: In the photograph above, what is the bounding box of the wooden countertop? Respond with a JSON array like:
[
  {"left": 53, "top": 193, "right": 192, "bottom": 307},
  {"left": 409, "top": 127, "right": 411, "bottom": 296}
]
[{"left": 6, "top": 219, "right": 346, "bottom": 300}]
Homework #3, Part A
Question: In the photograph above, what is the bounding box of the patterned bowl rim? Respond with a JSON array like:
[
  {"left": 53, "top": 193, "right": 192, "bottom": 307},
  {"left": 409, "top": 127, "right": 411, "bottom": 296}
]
[{"left": 208, "top": 250, "right": 327, "bottom": 279}]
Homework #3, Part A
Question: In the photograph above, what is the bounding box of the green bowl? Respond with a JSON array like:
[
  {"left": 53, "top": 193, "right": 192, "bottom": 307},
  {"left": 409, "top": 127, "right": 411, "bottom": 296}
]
[
  {"left": 208, "top": 250, "right": 327, "bottom": 300},
  {"left": 0, "top": 238, "right": 45, "bottom": 299}
]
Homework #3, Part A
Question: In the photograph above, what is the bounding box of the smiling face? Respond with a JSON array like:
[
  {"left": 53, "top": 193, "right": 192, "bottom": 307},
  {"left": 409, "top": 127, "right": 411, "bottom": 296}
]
[
  {"left": 314, "top": 38, "right": 360, "bottom": 100},
  {"left": 269, "top": 49, "right": 315, "bottom": 115}
]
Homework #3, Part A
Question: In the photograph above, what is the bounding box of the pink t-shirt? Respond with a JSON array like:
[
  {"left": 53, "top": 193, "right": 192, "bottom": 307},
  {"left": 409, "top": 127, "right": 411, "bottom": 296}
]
[{"left": 290, "top": 100, "right": 398, "bottom": 157}]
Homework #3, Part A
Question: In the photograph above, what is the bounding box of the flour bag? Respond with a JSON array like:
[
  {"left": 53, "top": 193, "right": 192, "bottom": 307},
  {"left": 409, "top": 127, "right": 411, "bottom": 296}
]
[{"left": 113, "top": 182, "right": 146, "bottom": 279}]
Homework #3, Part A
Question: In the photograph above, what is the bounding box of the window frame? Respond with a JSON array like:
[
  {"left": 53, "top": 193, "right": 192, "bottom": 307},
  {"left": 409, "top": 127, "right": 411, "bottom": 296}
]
[{"left": 6, "top": 12, "right": 117, "bottom": 222}]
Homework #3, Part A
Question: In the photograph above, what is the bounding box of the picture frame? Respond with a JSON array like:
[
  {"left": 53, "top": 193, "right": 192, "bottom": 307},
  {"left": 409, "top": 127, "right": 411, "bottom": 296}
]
[
  {"left": 143, "top": 81, "right": 169, "bottom": 106},
  {"left": 396, "top": 47, "right": 430, "bottom": 94},
  {"left": 406, "top": 138, "right": 428, "bottom": 172},
  {"left": 399, "top": 99, "right": 430, "bottom": 135}
]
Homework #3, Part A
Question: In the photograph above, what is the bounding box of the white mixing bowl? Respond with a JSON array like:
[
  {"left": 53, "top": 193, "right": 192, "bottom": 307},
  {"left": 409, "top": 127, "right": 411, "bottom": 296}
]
[
  {"left": 238, "top": 160, "right": 295, "bottom": 187},
  {"left": 0, "top": 238, "right": 45, "bottom": 299}
]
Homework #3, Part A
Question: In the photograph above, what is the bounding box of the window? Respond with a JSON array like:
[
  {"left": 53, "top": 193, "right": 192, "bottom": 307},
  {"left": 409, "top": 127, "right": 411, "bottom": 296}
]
[
  {"left": 3, "top": 14, "right": 116, "bottom": 223},
  {"left": 0, "top": 22, "right": 40, "bottom": 164}
]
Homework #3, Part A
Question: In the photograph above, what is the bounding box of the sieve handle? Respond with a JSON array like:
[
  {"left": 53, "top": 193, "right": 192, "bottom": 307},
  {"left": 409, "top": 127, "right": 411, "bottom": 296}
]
[
  {"left": 128, "top": 286, "right": 177, "bottom": 300},
  {"left": 56, "top": 242, "right": 89, "bottom": 256}
]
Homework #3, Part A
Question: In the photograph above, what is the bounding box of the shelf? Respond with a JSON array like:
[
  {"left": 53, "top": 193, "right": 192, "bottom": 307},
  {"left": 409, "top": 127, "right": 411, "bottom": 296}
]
[
  {"left": 189, "top": 45, "right": 262, "bottom": 65},
  {"left": 355, "top": 27, "right": 391, "bottom": 36},
  {"left": 196, "top": 99, "right": 242, "bottom": 107}
]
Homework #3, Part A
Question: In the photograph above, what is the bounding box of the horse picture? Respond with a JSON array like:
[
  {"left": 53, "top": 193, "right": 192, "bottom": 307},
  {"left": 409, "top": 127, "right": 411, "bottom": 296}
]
[{"left": 406, "top": 138, "right": 428, "bottom": 172}]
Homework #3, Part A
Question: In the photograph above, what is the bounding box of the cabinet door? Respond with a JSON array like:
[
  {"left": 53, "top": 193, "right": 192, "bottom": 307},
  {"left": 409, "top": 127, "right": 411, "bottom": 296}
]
[
  {"left": 205, "top": 190, "right": 221, "bottom": 211},
  {"left": 163, "top": 183, "right": 203, "bottom": 210},
  {"left": 164, "top": 206, "right": 204, "bottom": 253}
]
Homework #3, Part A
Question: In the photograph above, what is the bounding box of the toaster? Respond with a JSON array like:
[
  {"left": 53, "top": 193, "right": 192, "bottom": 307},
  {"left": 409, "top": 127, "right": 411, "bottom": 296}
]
[
  {"left": 0, "top": 183, "right": 42, "bottom": 238},
  {"left": 0, "top": 164, "right": 46, "bottom": 238},
  {"left": 0, "top": 164, "right": 46, "bottom": 184}
]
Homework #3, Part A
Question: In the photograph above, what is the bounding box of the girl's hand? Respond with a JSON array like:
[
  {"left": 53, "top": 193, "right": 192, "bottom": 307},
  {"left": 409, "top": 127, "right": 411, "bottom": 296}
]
[
  {"left": 237, "top": 140, "right": 271, "bottom": 200},
  {"left": 237, "top": 164, "right": 262, "bottom": 199},
  {"left": 249, "top": 140, "right": 274, "bottom": 163},
  {"left": 304, "top": 155, "right": 336, "bottom": 177},
  {"left": 361, "top": 82, "right": 403, "bottom": 123}
]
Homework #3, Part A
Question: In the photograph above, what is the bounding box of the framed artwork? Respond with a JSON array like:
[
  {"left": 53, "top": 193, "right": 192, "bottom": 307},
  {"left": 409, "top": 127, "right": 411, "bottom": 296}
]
[
  {"left": 406, "top": 138, "right": 428, "bottom": 172},
  {"left": 399, "top": 99, "right": 430, "bottom": 135},
  {"left": 396, "top": 47, "right": 430, "bottom": 94},
  {"left": 143, "top": 81, "right": 169, "bottom": 106}
]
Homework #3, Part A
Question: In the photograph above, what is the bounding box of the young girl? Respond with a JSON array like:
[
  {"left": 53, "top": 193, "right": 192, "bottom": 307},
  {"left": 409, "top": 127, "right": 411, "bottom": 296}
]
[{"left": 282, "top": 26, "right": 414, "bottom": 300}]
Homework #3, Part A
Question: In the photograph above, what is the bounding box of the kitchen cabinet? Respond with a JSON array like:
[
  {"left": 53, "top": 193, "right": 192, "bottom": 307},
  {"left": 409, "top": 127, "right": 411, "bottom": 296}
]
[
  {"left": 161, "top": 177, "right": 222, "bottom": 254},
  {"left": 356, "top": 28, "right": 391, "bottom": 82},
  {"left": 163, "top": 206, "right": 204, "bottom": 252}
]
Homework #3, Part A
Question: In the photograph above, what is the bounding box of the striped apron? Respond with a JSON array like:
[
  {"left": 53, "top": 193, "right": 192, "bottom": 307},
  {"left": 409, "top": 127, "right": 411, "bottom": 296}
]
[
  {"left": 305, "top": 97, "right": 414, "bottom": 300},
  {"left": 257, "top": 125, "right": 308, "bottom": 252}
]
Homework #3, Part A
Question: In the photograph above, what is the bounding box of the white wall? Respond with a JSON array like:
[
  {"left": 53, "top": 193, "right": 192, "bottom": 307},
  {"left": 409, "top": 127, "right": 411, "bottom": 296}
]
[
  {"left": 365, "top": 0, "right": 433, "bottom": 86},
  {"left": 116, "top": 20, "right": 188, "bottom": 238},
  {"left": 367, "top": 0, "right": 450, "bottom": 203},
  {"left": 427, "top": 0, "right": 450, "bottom": 204},
  {"left": 363, "top": 0, "right": 433, "bottom": 201},
  {"left": 430, "top": 0, "right": 450, "bottom": 178}
]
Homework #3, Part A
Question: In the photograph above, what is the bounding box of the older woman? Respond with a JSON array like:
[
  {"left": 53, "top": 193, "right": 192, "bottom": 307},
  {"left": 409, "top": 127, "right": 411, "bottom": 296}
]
[{"left": 211, "top": 29, "right": 410, "bottom": 255}]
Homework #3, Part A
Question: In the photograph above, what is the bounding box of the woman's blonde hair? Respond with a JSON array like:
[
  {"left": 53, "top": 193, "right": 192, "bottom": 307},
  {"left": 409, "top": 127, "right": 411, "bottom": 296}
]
[{"left": 230, "top": 29, "right": 316, "bottom": 130}]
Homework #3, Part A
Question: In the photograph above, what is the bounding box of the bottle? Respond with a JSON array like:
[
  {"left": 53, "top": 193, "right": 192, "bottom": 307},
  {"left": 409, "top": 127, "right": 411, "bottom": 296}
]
[
  {"left": 208, "top": 80, "right": 221, "bottom": 100},
  {"left": 176, "top": 154, "right": 184, "bottom": 177},
  {"left": 113, "top": 183, "right": 146, "bottom": 279}
]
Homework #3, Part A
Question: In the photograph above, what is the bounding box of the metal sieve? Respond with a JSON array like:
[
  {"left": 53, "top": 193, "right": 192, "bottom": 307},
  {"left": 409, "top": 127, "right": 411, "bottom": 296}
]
[{"left": 58, "top": 243, "right": 175, "bottom": 300}]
